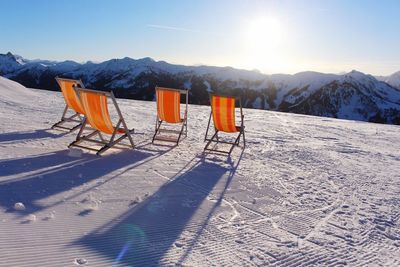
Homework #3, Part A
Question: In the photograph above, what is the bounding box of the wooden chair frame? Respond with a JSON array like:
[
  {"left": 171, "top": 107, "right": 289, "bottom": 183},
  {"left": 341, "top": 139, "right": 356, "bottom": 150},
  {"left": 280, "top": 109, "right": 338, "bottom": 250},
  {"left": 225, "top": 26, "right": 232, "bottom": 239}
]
[
  {"left": 69, "top": 88, "right": 134, "bottom": 155},
  {"left": 204, "top": 94, "right": 246, "bottom": 155},
  {"left": 51, "top": 77, "right": 85, "bottom": 132},
  {"left": 152, "top": 86, "right": 188, "bottom": 145}
]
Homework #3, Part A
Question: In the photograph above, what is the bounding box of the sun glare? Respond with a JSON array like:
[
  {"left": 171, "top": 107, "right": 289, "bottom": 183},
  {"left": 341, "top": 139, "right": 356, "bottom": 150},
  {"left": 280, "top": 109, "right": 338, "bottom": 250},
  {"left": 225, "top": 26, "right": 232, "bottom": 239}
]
[{"left": 243, "top": 16, "right": 284, "bottom": 72}]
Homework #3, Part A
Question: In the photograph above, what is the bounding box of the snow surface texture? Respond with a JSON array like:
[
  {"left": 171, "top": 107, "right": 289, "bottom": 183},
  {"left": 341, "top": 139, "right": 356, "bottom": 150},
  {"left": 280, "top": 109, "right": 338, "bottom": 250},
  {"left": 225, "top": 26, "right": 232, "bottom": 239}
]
[
  {"left": 0, "top": 76, "right": 36, "bottom": 105},
  {"left": 0, "top": 77, "right": 399, "bottom": 266}
]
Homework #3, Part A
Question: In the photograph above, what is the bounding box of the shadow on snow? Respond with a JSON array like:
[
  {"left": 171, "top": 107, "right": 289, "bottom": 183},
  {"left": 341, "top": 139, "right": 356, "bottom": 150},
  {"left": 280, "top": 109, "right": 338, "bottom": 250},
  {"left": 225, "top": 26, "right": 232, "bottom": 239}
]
[
  {"left": 0, "top": 129, "right": 65, "bottom": 143},
  {"left": 73, "top": 153, "right": 242, "bottom": 266},
  {"left": 0, "top": 149, "right": 155, "bottom": 215}
]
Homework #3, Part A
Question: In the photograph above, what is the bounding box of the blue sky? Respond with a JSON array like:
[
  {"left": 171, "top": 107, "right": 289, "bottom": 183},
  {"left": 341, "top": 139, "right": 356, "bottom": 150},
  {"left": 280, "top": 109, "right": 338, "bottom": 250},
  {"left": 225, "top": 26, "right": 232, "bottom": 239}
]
[{"left": 1, "top": 0, "right": 399, "bottom": 75}]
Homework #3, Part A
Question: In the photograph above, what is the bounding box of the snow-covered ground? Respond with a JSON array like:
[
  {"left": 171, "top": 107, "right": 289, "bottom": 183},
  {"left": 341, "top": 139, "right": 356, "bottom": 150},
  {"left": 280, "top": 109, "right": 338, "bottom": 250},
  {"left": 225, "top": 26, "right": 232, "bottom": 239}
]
[{"left": 0, "top": 77, "right": 399, "bottom": 266}]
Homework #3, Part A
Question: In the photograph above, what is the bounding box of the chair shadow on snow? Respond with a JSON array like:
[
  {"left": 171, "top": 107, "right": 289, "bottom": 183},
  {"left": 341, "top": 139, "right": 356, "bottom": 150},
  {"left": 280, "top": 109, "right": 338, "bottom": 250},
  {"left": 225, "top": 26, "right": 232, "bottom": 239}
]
[
  {"left": 0, "top": 128, "right": 65, "bottom": 143},
  {"left": 0, "top": 150, "right": 81, "bottom": 177},
  {"left": 0, "top": 148, "right": 159, "bottom": 216},
  {"left": 73, "top": 152, "right": 243, "bottom": 266}
]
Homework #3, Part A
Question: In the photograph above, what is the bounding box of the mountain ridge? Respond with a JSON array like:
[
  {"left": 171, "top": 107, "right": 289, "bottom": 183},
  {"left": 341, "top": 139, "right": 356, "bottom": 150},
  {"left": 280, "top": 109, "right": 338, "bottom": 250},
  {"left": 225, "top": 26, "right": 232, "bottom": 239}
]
[{"left": 1, "top": 52, "right": 400, "bottom": 124}]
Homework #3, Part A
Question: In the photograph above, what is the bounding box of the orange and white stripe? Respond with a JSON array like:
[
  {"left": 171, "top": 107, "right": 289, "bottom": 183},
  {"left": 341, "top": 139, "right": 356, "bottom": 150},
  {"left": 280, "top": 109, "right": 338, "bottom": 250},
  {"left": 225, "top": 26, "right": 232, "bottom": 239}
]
[
  {"left": 80, "top": 91, "right": 116, "bottom": 134},
  {"left": 59, "top": 80, "right": 85, "bottom": 114},
  {"left": 211, "top": 95, "right": 238, "bottom": 133},
  {"left": 156, "top": 87, "right": 181, "bottom": 123}
]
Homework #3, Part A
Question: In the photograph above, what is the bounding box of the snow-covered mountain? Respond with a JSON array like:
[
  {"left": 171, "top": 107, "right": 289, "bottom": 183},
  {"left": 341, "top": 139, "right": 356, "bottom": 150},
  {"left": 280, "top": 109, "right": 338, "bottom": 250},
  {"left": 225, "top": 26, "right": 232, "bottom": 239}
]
[
  {"left": 377, "top": 71, "right": 400, "bottom": 90},
  {"left": 275, "top": 71, "right": 400, "bottom": 124},
  {"left": 1, "top": 52, "right": 400, "bottom": 124}
]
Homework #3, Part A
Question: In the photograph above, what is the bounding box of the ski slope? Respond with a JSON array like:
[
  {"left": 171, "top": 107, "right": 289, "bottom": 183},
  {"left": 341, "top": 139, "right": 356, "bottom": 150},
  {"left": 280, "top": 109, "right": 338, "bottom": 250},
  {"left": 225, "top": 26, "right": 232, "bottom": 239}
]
[{"left": 0, "top": 77, "right": 399, "bottom": 266}]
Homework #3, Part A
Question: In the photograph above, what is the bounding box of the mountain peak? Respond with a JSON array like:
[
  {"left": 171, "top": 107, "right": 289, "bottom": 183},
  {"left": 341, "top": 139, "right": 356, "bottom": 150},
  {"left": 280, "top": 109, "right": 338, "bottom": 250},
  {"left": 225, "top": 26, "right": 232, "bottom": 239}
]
[
  {"left": 390, "top": 70, "right": 400, "bottom": 77},
  {"left": 344, "top": 70, "right": 370, "bottom": 80},
  {"left": 3, "top": 52, "right": 23, "bottom": 61},
  {"left": 0, "top": 52, "right": 28, "bottom": 73},
  {"left": 347, "top": 70, "right": 364, "bottom": 75},
  {"left": 121, "top": 56, "right": 133, "bottom": 60},
  {"left": 137, "top": 57, "right": 155, "bottom": 63}
]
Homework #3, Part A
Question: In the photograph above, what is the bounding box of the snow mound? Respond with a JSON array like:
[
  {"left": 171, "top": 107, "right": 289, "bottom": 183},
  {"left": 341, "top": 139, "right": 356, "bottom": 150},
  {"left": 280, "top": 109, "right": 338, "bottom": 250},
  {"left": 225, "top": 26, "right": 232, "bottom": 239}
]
[
  {"left": 0, "top": 76, "right": 37, "bottom": 104},
  {"left": 73, "top": 258, "right": 88, "bottom": 265},
  {"left": 14, "top": 202, "right": 26, "bottom": 211}
]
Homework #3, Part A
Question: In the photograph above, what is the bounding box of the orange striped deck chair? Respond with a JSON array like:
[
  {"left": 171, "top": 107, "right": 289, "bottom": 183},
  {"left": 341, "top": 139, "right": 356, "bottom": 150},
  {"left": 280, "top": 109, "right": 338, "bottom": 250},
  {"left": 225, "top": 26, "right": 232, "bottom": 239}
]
[
  {"left": 69, "top": 88, "right": 134, "bottom": 155},
  {"left": 152, "top": 86, "right": 188, "bottom": 145},
  {"left": 52, "top": 77, "right": 85, "bottom": 132},
  {"left": 204, "top": 94, "right": 245, "bottom": 155}
]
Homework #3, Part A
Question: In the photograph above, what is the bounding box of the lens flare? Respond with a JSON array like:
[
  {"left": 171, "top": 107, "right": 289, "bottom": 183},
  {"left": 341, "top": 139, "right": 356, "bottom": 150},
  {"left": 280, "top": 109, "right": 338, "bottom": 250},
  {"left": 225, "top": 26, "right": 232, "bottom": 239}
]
[
  {"left": 111, "top": 224, "right": 147, "bottom": 266},
  {"left": 113, "top": 241, "right": 131, "bottom": 266}
]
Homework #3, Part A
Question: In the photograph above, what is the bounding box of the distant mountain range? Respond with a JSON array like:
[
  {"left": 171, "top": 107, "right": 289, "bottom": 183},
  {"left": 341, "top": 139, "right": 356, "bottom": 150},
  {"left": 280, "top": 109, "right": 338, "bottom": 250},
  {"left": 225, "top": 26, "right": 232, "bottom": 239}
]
[{"left": 1, "top": 52, "right": 400, "bottom": 124}]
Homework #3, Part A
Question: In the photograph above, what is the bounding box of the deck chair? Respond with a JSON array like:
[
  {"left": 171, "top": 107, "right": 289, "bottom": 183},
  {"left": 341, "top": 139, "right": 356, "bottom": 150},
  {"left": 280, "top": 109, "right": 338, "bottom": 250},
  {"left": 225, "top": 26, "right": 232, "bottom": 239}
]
[
  {"left": 204, "top": 94, "right": 245, "bottom": 155},
  {"left": 69, "top": 88, "right": 134, "bottom": 155},
  {"left": 51, "top": 77, "right": 85, "bottom": 132},
  {"left": 152, "top": 86, "right": 188, "bottom": 145}
]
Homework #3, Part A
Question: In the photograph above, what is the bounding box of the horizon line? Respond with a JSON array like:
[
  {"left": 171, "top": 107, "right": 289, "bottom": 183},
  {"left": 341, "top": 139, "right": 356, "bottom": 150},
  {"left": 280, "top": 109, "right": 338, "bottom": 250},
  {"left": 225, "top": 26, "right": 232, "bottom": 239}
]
[{"left": 1, "top": 51, "right": 398, "bottom": 77}]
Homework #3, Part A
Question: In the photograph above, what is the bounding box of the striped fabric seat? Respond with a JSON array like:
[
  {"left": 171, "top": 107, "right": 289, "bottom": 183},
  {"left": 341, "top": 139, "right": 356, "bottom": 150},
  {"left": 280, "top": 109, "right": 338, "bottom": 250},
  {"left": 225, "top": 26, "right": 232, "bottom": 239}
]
[
  {"left": 153, "top": 86, "right": 188, "bottom": 144},
  {"left": 156, "top": 88, "right": 181, "bottom": 123},
  {"left": 52, "top": 77, "right": 86, "bottom": 132},
  {"left": 59, "top": 79, "right": 85, "bottom": 115},
  {"left": 211, "top": 95, "right": 239, "bottom": 133},
  {"left": 204, "top": 94, "right": 245, "bottom": 155},
  {"left": 69, "top": 88, "right": 134, "bottom": 155},
  {"left": 79, "top": 91, "right": 124, "bottom": 135}
]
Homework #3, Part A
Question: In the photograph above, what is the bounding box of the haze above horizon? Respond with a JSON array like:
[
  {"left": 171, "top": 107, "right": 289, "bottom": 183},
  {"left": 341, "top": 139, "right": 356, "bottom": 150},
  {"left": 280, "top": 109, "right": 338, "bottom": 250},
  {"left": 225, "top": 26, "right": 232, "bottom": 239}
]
[{"left": 1, "top": 0, "right": 399, "bottom": 76}]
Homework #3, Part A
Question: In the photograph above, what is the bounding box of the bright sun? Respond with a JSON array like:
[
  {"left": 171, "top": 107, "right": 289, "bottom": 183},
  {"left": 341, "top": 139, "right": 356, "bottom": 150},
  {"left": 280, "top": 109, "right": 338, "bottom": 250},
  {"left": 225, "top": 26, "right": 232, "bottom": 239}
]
[{"left": 244, "top": 16, "right": 284, "bottom": 72}]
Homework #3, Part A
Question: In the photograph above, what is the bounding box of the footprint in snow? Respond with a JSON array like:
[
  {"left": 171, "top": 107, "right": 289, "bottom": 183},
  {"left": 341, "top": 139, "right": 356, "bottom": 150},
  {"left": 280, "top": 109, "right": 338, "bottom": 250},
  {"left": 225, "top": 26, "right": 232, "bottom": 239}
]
[
  {"left": 174, "top": 241, "right": 184, "bottom": 248},
  {"left": 130, "top": 196, "right": 142, "bottom": 206},
  {"left": 43, "top": 211, "right": 56, "bottom": 221},
  {"left": 21, "top": 214, "right": 36, "bottom": 224},
  {"left": 73, "top": 258, "right": 87, "bottom": 265}
]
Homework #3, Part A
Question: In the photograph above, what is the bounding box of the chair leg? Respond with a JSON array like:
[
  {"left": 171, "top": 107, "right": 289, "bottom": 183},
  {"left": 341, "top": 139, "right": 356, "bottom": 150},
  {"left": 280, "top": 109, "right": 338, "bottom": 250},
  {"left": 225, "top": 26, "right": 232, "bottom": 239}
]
[
  {"left": 52, "top": 106, "right": 83, "bottom": 132},
  {"left": 118, "top": 116, "right": 135, "bottom": 149},
  {"left": 152, "top": 120, "right": 162, "bottom": 143},
  {"left": 236, "top": 131, "right": 243, "bottom": 147},
  {"left": 185, "top": 119, "right": 188, "bottom": 137},
  {"left": 204, "top": 130, "right": 219, "bottom": 152},
  {"left": 51, "top": 105, "right": 69, "bottom": 129},
  {"left": 153, "top": 120, "right": 186, "bottom": 145},
  {"left": 96, "top": 142, "right": 113, "bottom": 155},
  {"left": 228, "top": 142, "right": 236, "bottom": 155},
  {"left": 96, "top": 129, "right": 134, "bottom": 155},
  {"left": 69, "top": 129, "right": 99, "bottom": 148},
  {"left": 69, "top": 120, "right": 99, "bottom": 148},
  {"left": 228, "top": 131, "right": 244, "bottom": 155},
  {"left": 69, "top": 122, "right": 83, "bottom": 132},
  {"left": 69, "top": 119, "right": 87, "bottom": 147},
  {"left": 242, "top": 129, "right": 246, "bottom": 147},
  {"left": 176, "top": 120, "right": 186, "bottom": 145},
  {"left": 126, "top": 129, "right": 135, "bottom": 149},
  {"left": 204, "top": 111, "right": 212, "bottom": 142},
  {"left": 98, "top": 132, "right": 106, "bottom": 142},
  {"left": 204, "top": 129, "right": 245, "bottom": 155}
]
